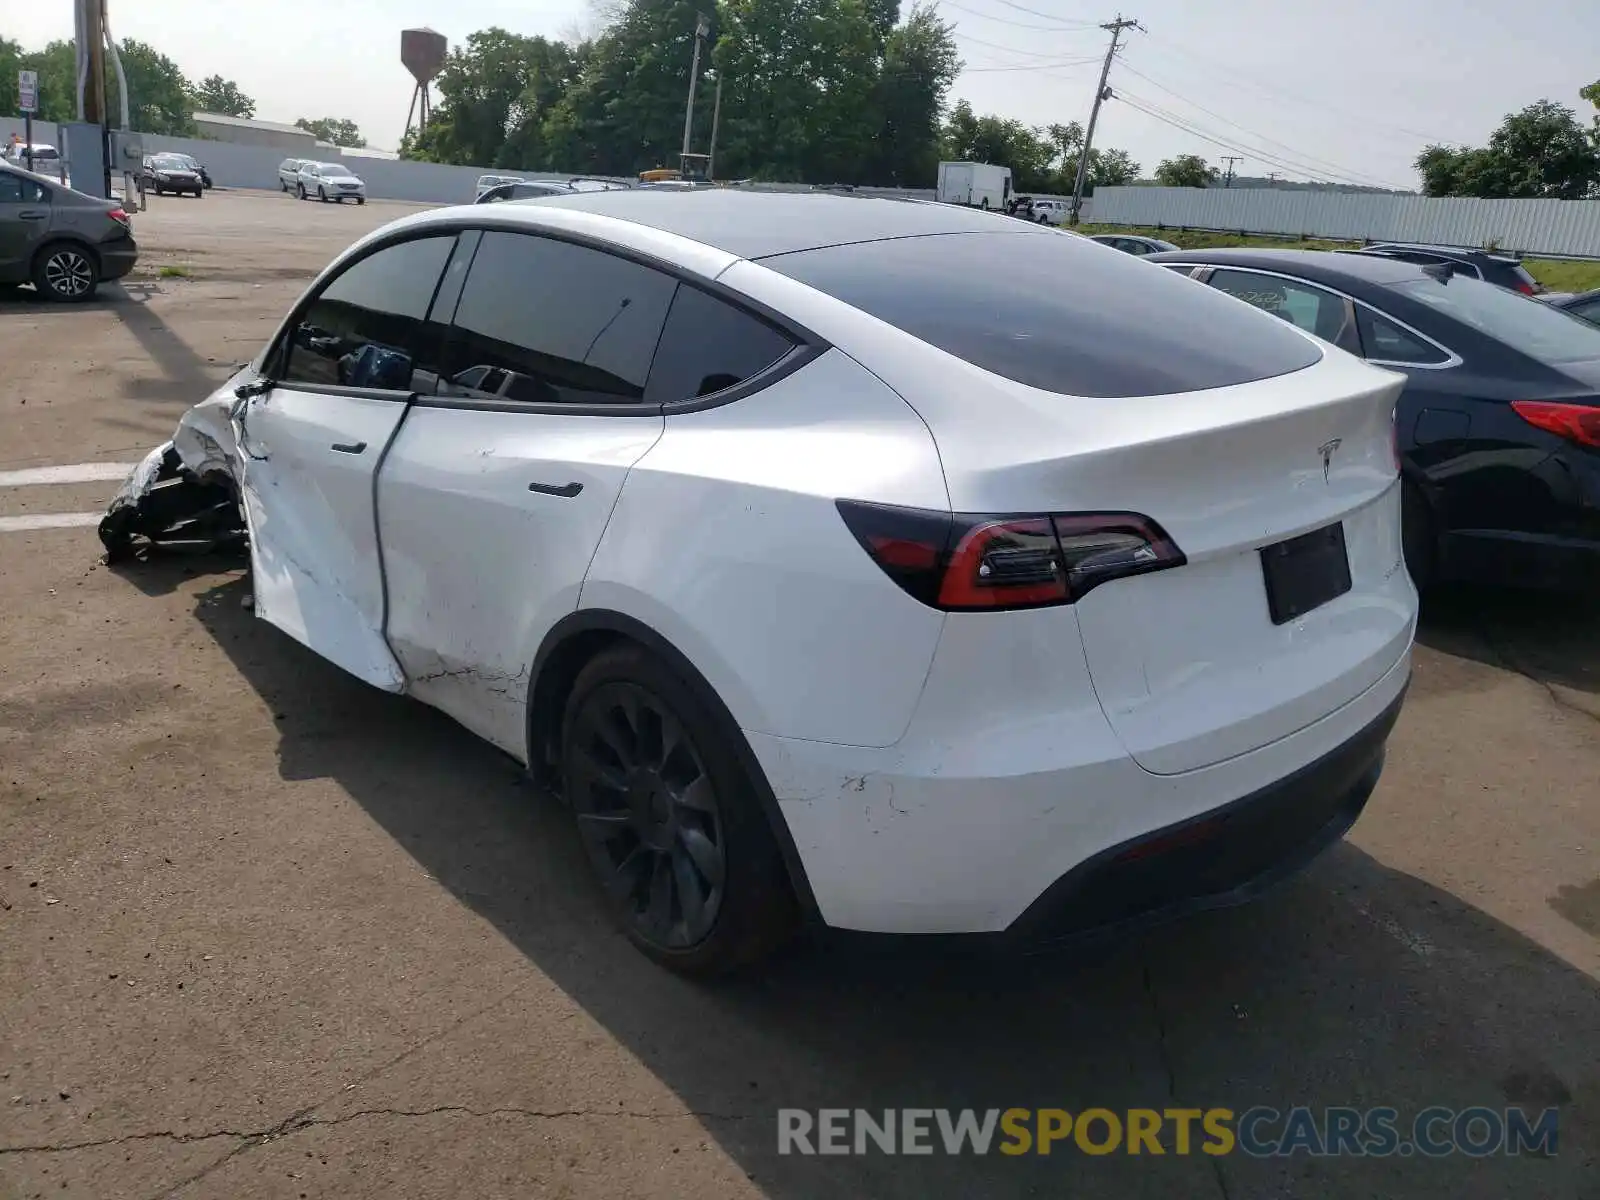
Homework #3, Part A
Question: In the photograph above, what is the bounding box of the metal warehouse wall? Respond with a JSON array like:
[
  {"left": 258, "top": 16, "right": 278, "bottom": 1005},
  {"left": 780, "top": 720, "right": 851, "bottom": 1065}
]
[{"left": 1089, "top": 186, "right": 1600, "bottom": 258}]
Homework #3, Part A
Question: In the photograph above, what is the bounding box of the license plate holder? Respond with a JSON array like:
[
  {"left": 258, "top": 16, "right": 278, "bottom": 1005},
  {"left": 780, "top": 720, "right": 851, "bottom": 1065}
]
[{"left": 1260, "top": 522, "right": 1352, "bottom": 625}]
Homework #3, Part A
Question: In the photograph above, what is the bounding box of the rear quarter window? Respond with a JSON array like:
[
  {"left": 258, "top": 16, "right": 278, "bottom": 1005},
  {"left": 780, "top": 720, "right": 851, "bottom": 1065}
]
[{"left": 760, "top": 232, "right": 1322, "bottom": 397}]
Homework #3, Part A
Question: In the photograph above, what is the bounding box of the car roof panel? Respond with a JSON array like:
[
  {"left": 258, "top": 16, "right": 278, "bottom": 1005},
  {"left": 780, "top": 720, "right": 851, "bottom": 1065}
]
[{"left": 477, "top": 189, "right": 1052, "bottom": 259}]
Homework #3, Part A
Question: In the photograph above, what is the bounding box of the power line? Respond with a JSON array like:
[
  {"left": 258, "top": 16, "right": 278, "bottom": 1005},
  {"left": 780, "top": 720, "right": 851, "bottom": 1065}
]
[
  {"left": 1120, "top": 89, "right": 1408, "bottom": 190},
  {"left": 937, "top": 0, "right": 1101, "bottom": 32},
  {"left": 988, "top": 0, "right": 1102, "bottom": 28},
  {"left": 1113, "top": 60, "right": 1405, "bottom": 189},
  {"left": 1219, "top": 155, "right": 1242, "bottom": 187},
  {"left": 1136, "top": 33, "right": 1459, "bottom": 146},
  {"left": 1116, "top": 91, "right": 1409, "bottom": 190},
  {"left": 962, "top": 54, "right": 1105, "bottom": 73},
  {"left": 1119, "top": 91, "right": 1389, "bottom": 188},
  {"left": 953, "top": 30, "right": 1105, "bottom": 61}
]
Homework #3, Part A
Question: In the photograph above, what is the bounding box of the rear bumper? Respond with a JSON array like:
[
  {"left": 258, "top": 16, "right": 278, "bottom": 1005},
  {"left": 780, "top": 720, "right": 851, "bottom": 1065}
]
[
  {"left": 752, "top": 650, "right": 1411, "bottom": 935},
  {"left": 98, "top": 238, "right": 139, "bottom": 281},
  {"left": 1008, "top": 682, "right": 1402, "bottom": 947}
]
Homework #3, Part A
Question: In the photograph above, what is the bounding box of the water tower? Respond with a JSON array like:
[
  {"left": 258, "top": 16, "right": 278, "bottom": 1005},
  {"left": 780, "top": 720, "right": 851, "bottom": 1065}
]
[{"left": 401, "top": 28, "right": 447, "bottom": 141}]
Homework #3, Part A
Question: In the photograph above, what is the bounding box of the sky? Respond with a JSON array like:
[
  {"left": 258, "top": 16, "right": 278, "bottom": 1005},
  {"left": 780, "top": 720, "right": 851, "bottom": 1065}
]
[{"left": 9, "top": 0, "right": 1599, "bottom": 189}]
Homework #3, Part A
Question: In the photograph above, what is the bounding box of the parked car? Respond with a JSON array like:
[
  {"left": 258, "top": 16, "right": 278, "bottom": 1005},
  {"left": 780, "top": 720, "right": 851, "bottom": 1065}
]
[
  {"left": 278, "top": 158, "right": 309, "bottom": 192},
  {"left": 1547, "top": 288, "right": 1600, "bottom": 327},
  {"left": 1028, "top": 198, "right": 1072, "bottom": 226},
  {"left": 567, "top": 177, "right": 632, "bottom": 192},
  {"left": 0, "top": 161, "right": 138, "bottom": 301},
  {"left": 1149, "top": 247, "right": 1600, "bottom": 591},
  {"left": 1092, "top": 233, "right": 1179, "bottom": 256},
  {"left": 164, "top": 153, "right": 212, "bottom": 189},
  {"left": 1350, "top": 243, "right": 1544, "bottom": 296},
  {"left": 103, "top": 192, "right": 1416, "bottom": 974},
  {"left": 140, "top": 153, "right": 204, "bottom": 197},
  {"left": 475, "top": 180, "right": 576, "bottom": 204},
  {"left": 3, "top": 142, "right": 63, "bottom": 178},
  {"left": 475, "top": 174, "right": 525, "bottom": 199},
  {"left": 296, "top": 162, "right": 366, "bottom": 204}
]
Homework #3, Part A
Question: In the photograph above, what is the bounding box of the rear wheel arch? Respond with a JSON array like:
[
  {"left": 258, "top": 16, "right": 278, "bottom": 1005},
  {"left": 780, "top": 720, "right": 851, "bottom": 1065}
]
[{"left": 525, "top": 609, "right": 820, "bottom": 922}]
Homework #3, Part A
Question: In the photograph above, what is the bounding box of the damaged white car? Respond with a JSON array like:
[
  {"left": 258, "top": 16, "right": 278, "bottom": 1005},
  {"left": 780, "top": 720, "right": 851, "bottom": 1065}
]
[{"left": 104, "top": 192, "right": 1415, "bottom": 975}]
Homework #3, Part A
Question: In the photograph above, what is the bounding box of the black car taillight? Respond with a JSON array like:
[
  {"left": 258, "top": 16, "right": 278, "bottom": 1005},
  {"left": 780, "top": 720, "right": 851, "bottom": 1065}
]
[{"left": 835, "top": 499, "right": 1186, "bottom": 611}]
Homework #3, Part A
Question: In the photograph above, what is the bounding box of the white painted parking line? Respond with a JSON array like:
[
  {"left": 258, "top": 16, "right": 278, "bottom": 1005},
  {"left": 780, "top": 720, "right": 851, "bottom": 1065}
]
[
  {"left": 0, "top": 512, "right": 103, "bottom": 533},
  {"left": 0, "top": 462, "right": 138, "bottom": 488}
]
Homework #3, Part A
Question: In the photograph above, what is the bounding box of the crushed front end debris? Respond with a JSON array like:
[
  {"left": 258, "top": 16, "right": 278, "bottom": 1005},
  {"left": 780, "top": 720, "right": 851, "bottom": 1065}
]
[{"left": 99, "top": 386, "right": 250, "bottom": 564}]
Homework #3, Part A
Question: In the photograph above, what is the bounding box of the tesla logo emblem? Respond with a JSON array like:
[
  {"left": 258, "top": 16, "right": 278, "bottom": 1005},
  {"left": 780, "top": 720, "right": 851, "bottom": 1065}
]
[{"left": 1318, "top": 438, "right": 1342, "bottom": 483}]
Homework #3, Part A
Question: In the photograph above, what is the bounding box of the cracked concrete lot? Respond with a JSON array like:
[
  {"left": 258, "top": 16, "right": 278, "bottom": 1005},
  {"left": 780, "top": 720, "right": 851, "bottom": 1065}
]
[{"left": 2, "top": 190, "right": 1599, "bottom": 1200}]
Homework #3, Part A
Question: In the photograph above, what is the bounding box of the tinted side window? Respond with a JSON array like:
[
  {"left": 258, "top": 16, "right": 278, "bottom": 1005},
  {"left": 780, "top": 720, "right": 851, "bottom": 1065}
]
[
  {"left": 1207, "top": 269, "right": 1352, "bottom": 345},
  {"left": 0, "top": 172, "right": 44, "bottom": 202},
  {"left": 282, "top": 235, "right": 455, "bottom": 392},
  {"left": 1355, "top": 308, "right": 1451, "bottom": 365},
  {"left": 764, "top": 231, "right": 1321, "bottom": 397},
  {"left": 441, "top": 231, "right": 676, "bottom": 406},
  {"left": 1567, "top": 298, "right": 1600, "bottom": 326},
  {"left": 646, "top": 285, "right": 797, "bottom": 403}
]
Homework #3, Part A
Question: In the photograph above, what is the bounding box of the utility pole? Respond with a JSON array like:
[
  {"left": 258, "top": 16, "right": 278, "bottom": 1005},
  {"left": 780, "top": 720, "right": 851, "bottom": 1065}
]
[
  {"left": 1221, "top": 155, "right": 1242, "bottom": 188},
  {"left": 81, "top": 0, "right": 108, "bottom": 126},
  {"left": 708, "top": 73, "right": 724, "bottom": 181},
  {"left": 1266, "top": 171, "right": 1281, "bottom": 187},
  {"left": 681, "top": 12, "right": 710, "bottom": 166},
  {"left": 1069, "top": 14, "right": 1142, "bottom": 225}
]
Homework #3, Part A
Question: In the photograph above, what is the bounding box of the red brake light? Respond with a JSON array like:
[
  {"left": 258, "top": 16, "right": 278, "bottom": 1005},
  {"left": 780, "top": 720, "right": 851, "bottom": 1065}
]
[
  {"left": 836, "top": 500, "right": 1186, "bottom": 612},
  {"left": 1514, "top": 280, "right": 1536, "bottom": 296},
  {"left": 107, "top": 207, "right": 130, "bottom": 226},
  {"left": 1511, "top": 400, "right": 1600, "bottom": 449}
]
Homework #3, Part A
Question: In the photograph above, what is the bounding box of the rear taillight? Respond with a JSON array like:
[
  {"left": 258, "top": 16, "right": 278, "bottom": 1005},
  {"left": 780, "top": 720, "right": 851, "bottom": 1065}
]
[
  {"left": 836, "top": 499, "right": 1186, "bottom": 611},
  {"left": 1511, "top": 400, "right": 1600, "bottom": 449},
  {"left": 107, "top": 208, "right": 130, "bottom": 227},
  {"left": 1514, "top": 280, "right": 1536, "bottom": 296}
]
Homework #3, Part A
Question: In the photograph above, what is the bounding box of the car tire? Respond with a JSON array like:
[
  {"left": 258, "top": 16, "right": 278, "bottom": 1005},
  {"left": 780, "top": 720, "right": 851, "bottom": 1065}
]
[
  {"left": 1401, "top": 479, "right": 1436, "bottom": 592},
  {"left": 356, "top": 197, "right": 365, "bottom": 205},
  {"left": 297, "top": 183, "right": 306, "bottom": 200},
  {"left": 31, "top": 241, "right": 98, "bottom": 303},
  {"left": 561, "top": 643, "right": 797, "bottom": 976},
  {"left": 318, "top": 186, "right": 327, "bottom": 202}
]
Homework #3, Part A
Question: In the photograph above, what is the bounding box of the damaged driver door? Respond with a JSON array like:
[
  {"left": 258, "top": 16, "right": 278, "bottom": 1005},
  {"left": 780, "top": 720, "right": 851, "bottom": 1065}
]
[{"left": 242, "top": 233, "right": 458, "bottom": 691}]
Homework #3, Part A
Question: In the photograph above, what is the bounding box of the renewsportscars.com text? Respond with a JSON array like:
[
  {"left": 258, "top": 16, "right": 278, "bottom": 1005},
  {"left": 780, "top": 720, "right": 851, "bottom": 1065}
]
[{"left": 777, "top": 1106, "right": 1559, "bottom": 1158}]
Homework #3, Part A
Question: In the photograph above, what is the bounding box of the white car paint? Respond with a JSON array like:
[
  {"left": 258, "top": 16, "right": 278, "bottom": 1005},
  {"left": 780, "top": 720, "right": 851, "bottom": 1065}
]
[
  {"left": 117, "top": 194, "right": 1418, "bottom": 949},
  {"left": 475, "top": 174, "right": 525, "bottom": 198},
  {"left": 295, "top": 161, "right": 366, "bottom": 203}
]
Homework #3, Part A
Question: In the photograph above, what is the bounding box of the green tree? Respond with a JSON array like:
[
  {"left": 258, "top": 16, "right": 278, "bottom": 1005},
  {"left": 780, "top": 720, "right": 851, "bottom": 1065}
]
[
  {"left": 0, "top": 37, "right": 22, "bottom": 117},
  {"left": 1155, "top": 153, "right": 1218, "bottom": 188},
  {"left": 713, "top": 0, "right": 881, "bottom": 183},
  {"left": 295, "top": 117, "right": 367, "bottom": 148},
  {"left": 1415, "top": 97, "right": 1599, "bottom": 199},
  {"left": 409, "top": 28, "right": 579, "bottom": 168},
  {"left": 867, "top": 3, "right": 961, "bottom": 186},
  {"left": 191, "top": 74, "right": 254, "bottom": 118},
  {"left": 1090, "top": 147, "right": 1139, "bottom": 190},
  {"left": 543, "top": 1, "right": 716, "bottom": 176},
  {"left": 113, "top": 39, "right": 196, "bottom": 134},
  {"left": 942, "top": 100, "right": 1053, "bottom": 190}
]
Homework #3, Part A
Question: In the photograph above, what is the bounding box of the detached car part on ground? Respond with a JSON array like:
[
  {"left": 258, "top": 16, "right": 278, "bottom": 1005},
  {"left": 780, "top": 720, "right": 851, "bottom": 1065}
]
[{"left": 104, "top": 192, "right": 1417, "bottom": 976}]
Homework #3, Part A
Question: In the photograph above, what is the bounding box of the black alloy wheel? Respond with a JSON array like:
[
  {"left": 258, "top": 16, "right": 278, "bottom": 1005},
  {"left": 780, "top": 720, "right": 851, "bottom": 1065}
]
[{"left": 568, "top": 679, "right": 727, "bottom": 950}]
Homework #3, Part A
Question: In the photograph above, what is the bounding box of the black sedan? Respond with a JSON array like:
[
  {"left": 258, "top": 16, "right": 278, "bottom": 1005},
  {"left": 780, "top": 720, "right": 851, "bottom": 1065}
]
[
  {"left": 475, "top": 180, "right": 575, "bottom": 203},
  {"left": 1148, "top": 247, "right": 1600, "bottom": 591},
  {"left": 1352, "top": 243, "right": 1545, "bottom": 295},
  {"left": 140, "top": 153, "right": 204, "bottom": 197}
]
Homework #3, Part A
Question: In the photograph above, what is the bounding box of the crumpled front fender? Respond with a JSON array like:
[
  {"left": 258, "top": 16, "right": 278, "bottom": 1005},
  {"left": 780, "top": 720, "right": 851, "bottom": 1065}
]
[{"left": 99, "top": 374, "right": 252, "bottom": 562}]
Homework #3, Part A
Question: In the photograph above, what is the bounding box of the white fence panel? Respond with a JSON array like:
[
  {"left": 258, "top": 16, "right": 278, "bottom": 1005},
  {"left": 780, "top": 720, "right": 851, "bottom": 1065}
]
[{"left": 1089, "top": 186, "right": 1600, "bottom": 257}]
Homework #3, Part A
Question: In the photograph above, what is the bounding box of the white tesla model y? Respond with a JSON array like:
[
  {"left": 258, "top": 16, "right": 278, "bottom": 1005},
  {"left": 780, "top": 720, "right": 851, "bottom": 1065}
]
[{"left": 104, "top": 192, "right": 1417, "bottom": 974}]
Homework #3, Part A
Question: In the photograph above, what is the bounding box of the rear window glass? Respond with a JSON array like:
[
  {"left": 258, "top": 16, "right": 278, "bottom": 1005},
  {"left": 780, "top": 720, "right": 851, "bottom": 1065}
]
[
  {"left": 1389, "top": 275, "right": 1600, "bottom": 364},
  {"left": 761, "top": 232, "right": 1322, "bottom": 396}
]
